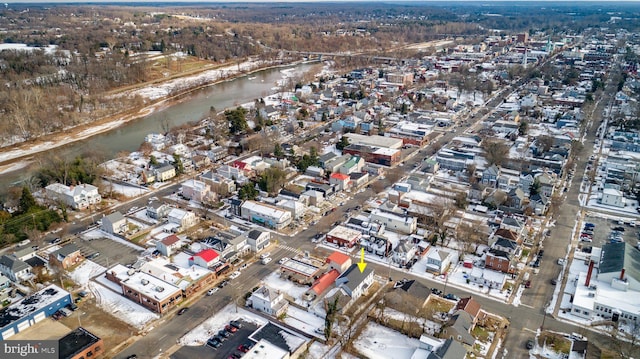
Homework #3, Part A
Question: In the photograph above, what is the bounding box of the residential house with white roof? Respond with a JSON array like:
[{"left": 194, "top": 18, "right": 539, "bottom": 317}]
[
  {"left": 180, "top": 179, "right": 211, "bottom": 202},
  {"left": 425, "top": 247, "right": 458, "bottom": 275},
  {"left": 45, "top": 183, "right": 101, "bottom": 210},
  {"left": 247, "top": 285, "right": 289, "bottom": 317},
  {"left": 167, "top": 208, "right": 197, "bottom": 230},
  {"left": 102, "top": 211, "right": 127, "bottom": 234}
]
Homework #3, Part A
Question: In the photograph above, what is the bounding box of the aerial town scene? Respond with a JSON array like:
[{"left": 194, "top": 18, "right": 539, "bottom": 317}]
[{"left": 0, "top": 1, "right": 639, "bottom": 358}]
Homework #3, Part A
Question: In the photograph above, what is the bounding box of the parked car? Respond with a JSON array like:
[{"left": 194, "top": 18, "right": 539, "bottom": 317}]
[
  {"left": 550, "top": 279, "right": 558, "bottom": 285},
  {"left": 261, "top": 257, "right": 272, "bottom": 265},
  {"left": 259, "top": 252, "right": 271, "bottom": 260},
  {"left": 218, "top": 280, "right": 229, "bottom": 288},
  {"left": 225, "top": 324, "right": 238, "bottom": 333},
  {"left": 526, "top": 339, "right": 535, "bottom": 349},
  {"left": 177, "top": 307, "right": 189, "bottom": 315},
  {"left": 444, "top": 293, "right": 460, "bottom": 301},
  {"left": 613, "top": 226, "right": 625, "bottom": 232},
  {"left": 230, "top": 320, "right": 243, "bottom": 329},
  {"left": 557, "top": 258, "right": 565, "bottom": 265},
  {"left": 207, "top": 338, "right": 221, "bottom": 348},
  {"left": 229, "top": 271, "right": 241, "bottom": 279},
  {"left": 207, "top": 288, "right": 219, "bottom": 296},
  {"left": 524, "top": 280, "right": 532, "bottom": 288},
  {"left": 126, "top": 355, "right": 138, "bottom": 359}
]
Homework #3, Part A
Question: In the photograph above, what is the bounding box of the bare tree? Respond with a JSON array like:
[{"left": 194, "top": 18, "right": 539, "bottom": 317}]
[{"left": 481, "top": 139, "right": 510, "bottom": 167}]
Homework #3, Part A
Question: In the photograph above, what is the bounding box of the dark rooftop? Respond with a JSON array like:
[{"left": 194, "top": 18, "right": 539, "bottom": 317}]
[
  {"left": 25, "top": 256, "right": 46, "bottom": 268},
  {"left": 250, "top": 322, "right": 307, "bottom": 354},
  {"left": 59, "top": 327, "right": 101, "bottom": 359},
  {"left": 0, "top": 285, "right": 69, "bottom": 329}
]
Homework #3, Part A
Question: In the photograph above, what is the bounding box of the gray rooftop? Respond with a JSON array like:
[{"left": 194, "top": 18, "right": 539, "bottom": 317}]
[
  {"left": 337, "top": 263, "right": 373, "bottom": 292},
  {"left": 52, "top": 243, "right": 80, "bottom": 258},
  {"left": 599, "top": 242, "right": 640, "bottom": 282},
  {"left": 105, "top": 211, "right": 125, "bottom": 223},
  {"left": 0, "top": 255, "right": 30, "bottom": 273}
]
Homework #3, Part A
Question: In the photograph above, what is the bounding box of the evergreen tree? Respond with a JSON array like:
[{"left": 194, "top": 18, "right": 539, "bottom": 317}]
[{"left": 19, "top": 186, "right": 37, "bottom": 214}]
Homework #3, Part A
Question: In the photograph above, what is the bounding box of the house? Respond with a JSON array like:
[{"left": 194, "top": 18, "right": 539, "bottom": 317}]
[
  {"left": 45, "top": 183, "right": 101, "bottom": 210},
  {"left": 338, "top": 156, "right": 365, "bottom": 175},
  {"left": 481, "top": 165, "right": 500, "bottom": 188},
  {"left": 0, "top": 284, "right": 71, "bottom": 339},
  {"left": 167, "top": 208, "right": 197, "bottom": 229},
  {"left": 12, "top": 246, "right": 37, "bottom": 262},
  {"left": 102, "top": 211, "right": 127, "bottom": 234},
  {"left": 326, "top": 226, "right": 362, "bottom": 248},
  {"left": 59, "top": 327, "right": 104, "bottom": 359},
  {"left": 393, "top": 239, "right": 418, "bottom": 266},
  {"left": 326, "top": 251, "right": 352, "bottom": 273},
  {"left": 425, "top": 247, "right": 458, "bottom": 275},
  {"left": 455, "top": 297, "right": 484, "bottom": 325},
  {"left": 156, "top": 235, "right": 181, "bottom": 257},
  {"left": 335, "top": 263, "right": 374, "bottom": 300},
  {"left": 0, "top": 255, "right": 31, "bottom": 282},
  {"left": 49, "top": 244, "right": 83, "bottom": 269},
  {"left": 155, "top": 164, "right": 176, "bottom": 182},
  {"left": 349, "top": 172, "right": 369, "bottom": 188},
  {"left": 387, "top": 279, "right": 432, "bottom": 311},
  {"left": 189, "top": 249, "right": 220, "bottom": 268},
  {"left": 200, "top": 170, "right": 237, "bottom": 196},
  {"left": 535, "top": 172, "right": 555, "bottom": 198},
  {"left": 180, "top": 179, "right": 211, "bottom": 202},
  {"left": 370, "top": 208, "right": 417, "bottom": 235},
  {"left": 245, "top": 229, "right": 271, "bottom": 252},
  {"left": 506, "top": 188, "right": 526, "bottom": 209},
  {"left": 601, "top": 188, "right": 625, "bottom": 207},
  {"left": 485, "top": 249, "right": 514, "bottom": 274},
  {"left": 442, "top": 310, "right": 475, "bottom": 347},
  {"left": 146, "top": 202, "right": 171, "bottom": 220},
  {"left": 329, "top": 172, "right": 351, "bottom": 191},
  {"left": 247, "top": 285, "right": 289, "bottom": 317},
  {"left": 426, "top": 338, "right": 468, "bottom": 359},
  {"left": 492, "top": 237, "right": 519, "bottom": 255}
]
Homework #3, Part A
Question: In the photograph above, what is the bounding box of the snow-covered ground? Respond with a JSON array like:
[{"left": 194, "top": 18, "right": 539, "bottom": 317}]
[
  {"left": 88, "top": 281, "right": 159, "bottom": 329},
  {"left": 179, "top": 303, "right": 268, "bottom": 346},
  {"left": 283, "top": 305, "right": 325, "bottom": 337},
  {"left": 109, "top": 182, "right": 149, "bottom": 197},
  {"left": 353, "top": 322, "right": 421, "bottom": 359},
  {"left": 81, "top": 228, "right": 146, "bottom": 251},
  {"left": 381, "top": 308, "right": 442, "bottom": 336},
  {"left": 69, "top": 260, "right": 107, "bottom": 287},
  {"left": 261, "top": 272, "right": 310, "bottom": 306}
]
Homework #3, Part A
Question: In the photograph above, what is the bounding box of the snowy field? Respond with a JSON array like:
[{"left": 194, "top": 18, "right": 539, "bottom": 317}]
[
  {"left": 88, "top": 282, "right": 159, "bottom": 329},
  {"left": 109, "top": 183, "right": 149, "bottom": 197},
  {"left": 353, "top": 322, "right": 421, "bottom": 359},
  {"left": 179, "top": 303, "right": 267, "bottom": 346},
  {"left": 381, "top": 308, "right": 442, "bottom": 336},
  {"left": 69, "top": 260, "right": 106, "bottom": 287}
]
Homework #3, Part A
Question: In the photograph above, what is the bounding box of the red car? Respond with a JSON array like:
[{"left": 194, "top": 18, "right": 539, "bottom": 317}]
[
  {"left": 238, "top": 345, "right": 249, "bottom": 353},
  {"left": 525, "top": 280, "right": 531, "bottom": 288},
  {"left": 225, "top": 324, "right": 238, "bottom": 333}
]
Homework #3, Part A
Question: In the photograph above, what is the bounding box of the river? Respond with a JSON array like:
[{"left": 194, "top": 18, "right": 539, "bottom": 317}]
[{"left": 0, "top": 62, "right": 317, "bottom": 193}]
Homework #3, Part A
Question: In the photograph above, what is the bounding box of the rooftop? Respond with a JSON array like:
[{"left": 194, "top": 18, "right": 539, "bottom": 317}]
[
  {"left": 0, "top": 284, "right": 70, "bottom": 330},
  {"left": 280, "top": 257, "right": 323, "bottom": 277},
  {"left": 139, "top": 258, "right": 212, "bottom": 290},
  {"left": 249, "top": 322, "right": 308, "bottom": 354},
  {"left": 192, "top": 249, "right": 219, "bottom": 263},
  {"left": 312, "top": 269, "right": 340, "bottom": 295},
  {"left": 242, "top": 338, "right": 288, "bottom": 359},
  {"left": 327, "top": 225, "right": 362, "bottom": 240},
  {"left": 242, "top": 201, "right": 291, "bottom": 221},
  {"left": 599, "top": 242, "right": 640, "bottom": 281},
  {"left": 108, "top": 264, "right": 182, "bottom": 301},
  {"left": 326, "top": 251, "right": 351, "bottom": 266},
  {"left": 337, "top": 263, "right": 374, "bottom": 293},
  {"left": 59, "top": 327, "right": 101, "bottom": 359}
]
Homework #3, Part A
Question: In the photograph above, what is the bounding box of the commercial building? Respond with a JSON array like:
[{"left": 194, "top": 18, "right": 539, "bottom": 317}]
[
  {"left": 59, "top": 327, "right": 104, "bottom": 359},
  {"left": 343, "top": 144, "right": 401, "bottom": 167},
  {"left": 0, "top": 284, "right": 71, "bottom": 339},
  {"left": 241, "top": 201, "right": 292, "bottom": 230},
  {"left": 105, "top": 264, "right": 183, "bottom": 314},
  {"left": 280, "top": 256, "right": 325, "bottom": 285},
  {"left": 326, "top": 226, "right": 363, "bottom": 248}
]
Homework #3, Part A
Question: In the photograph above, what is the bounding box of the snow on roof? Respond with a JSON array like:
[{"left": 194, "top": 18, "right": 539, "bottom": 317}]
[
  {"left": 0, "top": 284, "right": 70, "bottom": 330},
  {"left": 108, "top": 264, "right": 181, "bottom": 301},
  {"left": 139, "top": 258, "right": 212, "bottom": 290},
  {"left": 327, "top": 225, "right": 362, "bottom": 240}
]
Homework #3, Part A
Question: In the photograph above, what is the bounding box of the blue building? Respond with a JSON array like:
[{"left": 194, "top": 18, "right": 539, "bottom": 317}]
[{"left": 0, "top": 284, "right": 71, "bottom": 339}]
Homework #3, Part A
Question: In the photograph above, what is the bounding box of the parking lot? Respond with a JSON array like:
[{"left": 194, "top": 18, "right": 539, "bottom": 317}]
[
  {"left": 74, "top": 237, "right": 140, "bottom": 268},
  {"left": 171, "top": 320, "right": 258, "bottom": 359},
  {"left": 581, "top": 214, "right": 640, "bottom": 249}
]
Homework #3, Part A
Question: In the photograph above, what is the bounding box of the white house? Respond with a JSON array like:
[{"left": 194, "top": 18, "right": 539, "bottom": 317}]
[
  {"left": 167, "top": 208, "right": 197, "bottom": 230},
  {"left": 102, "top": 212, "right": 127, "bottom": 234},
  {"left": 370, "top": 209, "right": 417, "bottom": 235},
  {"left": 0, "top": 255, "right": 31, "bottom": 282},
  {"left": 156, "top": 235, "right": 181, "bottom": 257},
  {"left": 45, "top": 183, "right": 101, "bottom": 210},
  {"left": 245, "top": 229, "right": 271, "bottom": 252},
  {"left": 601, "top": 188, "right": 625, "bottom": 208},
  {"left": 425, "top": 247, "right": 458, "bottom": 275},
  {"left": 240, "top": 201, "right": 292, "bottom": 230},
  {"left": 335, "top": 263, "right": 374, "bottom": 300},
  {"left": 247, "top": 285, "right": 289, "bottom": 317},
  {"left": 468, "top": 267, "right": 506, "bottom": 289},
  {"left": 180, "top": 179, "right": 211, "bottom": 202},
  {"left": 146, "top": 202, "right": 171, "bottom": 220},
  {"left": 155, "top": 165, "right": 176, "bottom": 182}
]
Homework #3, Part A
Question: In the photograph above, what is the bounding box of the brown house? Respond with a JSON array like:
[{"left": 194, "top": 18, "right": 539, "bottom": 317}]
[
  {"left": 455, "top": 297, "right": 484, "bottom": 325},
  {"left": 49, "top": 244, "right": 83, "bottom": 269},
  {"left": 484, "top": 248, "right": 514, "bottom": 274}
]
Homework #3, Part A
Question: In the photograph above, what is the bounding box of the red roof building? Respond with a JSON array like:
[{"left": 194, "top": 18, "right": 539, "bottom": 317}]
[
  {"left": 329, "top": 173, "right": 351, "bottom": 191},
  {"left": 189, "top": 249, "right": 220, "bottom": 268},
  {"left": 326, "top": 251, "right": 352, "bottom": 273},
  {"left": 311, "top": 269, "right": 340, "bottom": 295}
]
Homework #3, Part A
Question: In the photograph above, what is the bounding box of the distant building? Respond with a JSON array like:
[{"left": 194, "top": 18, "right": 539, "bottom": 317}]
[
  {"left": 326, "top": 251, "right": 352, "bottom": 273},
  {"left": 601, "top": 188, "right": 625, "bottom": 208},
  {"left": 425, "top": 247, "right": 457, "bottom": 275},
  {"left": 0, "top": 284, "right": 71, "bottom": 339},
  {"left": 245, "top": 229, "right": 271, "bottom": 252},
  {"left": 58, "top": 327, "right": 104, "bottom": 359},
  {"left": 180, "top": 179, "right": 211, "bottom": 202},
  {"left": 45, "top": 183, "right": 101, "bottom": 210}
]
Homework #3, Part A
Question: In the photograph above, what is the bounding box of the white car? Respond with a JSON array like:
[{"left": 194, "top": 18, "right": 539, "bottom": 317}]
[
  {"left": 207, "top": 288, "right": 219, "bottom": 296},
  {"left": 260, "top": 252, "right": 271, "bottom": 260},
  {"left": 229, "top": 271, "right": 241, "bottom": 279},
  {"left": 278, "top": 257, "right": 289, "bottom": 264},
  {"left": 261, "top": 257, "right": 273, "bottom": 265}
]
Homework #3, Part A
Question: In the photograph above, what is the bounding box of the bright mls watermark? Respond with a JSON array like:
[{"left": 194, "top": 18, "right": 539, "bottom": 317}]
[{"left": 2, "top": 341, "right": 57, "bottom": 359}]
